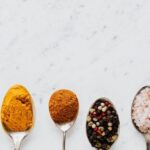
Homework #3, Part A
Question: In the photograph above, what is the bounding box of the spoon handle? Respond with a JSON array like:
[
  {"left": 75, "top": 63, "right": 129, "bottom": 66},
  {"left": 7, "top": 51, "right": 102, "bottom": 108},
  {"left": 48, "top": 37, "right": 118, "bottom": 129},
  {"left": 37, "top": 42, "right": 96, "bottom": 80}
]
[
  {"left": 147, "top": 143, "right": 150, "bottom": 150},
  {"left": 14, "top": 139, "right": 21, "bottom": 150},
  {"left": 63, "top": 131, "right": 66, "bottom": 150}
]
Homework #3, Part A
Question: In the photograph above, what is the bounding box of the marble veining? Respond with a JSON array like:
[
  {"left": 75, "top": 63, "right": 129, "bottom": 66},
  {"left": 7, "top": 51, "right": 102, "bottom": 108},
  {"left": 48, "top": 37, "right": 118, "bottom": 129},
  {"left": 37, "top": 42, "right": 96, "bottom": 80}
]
[{"left": 0, "top": 0, "right": 150, "bottom": 149}]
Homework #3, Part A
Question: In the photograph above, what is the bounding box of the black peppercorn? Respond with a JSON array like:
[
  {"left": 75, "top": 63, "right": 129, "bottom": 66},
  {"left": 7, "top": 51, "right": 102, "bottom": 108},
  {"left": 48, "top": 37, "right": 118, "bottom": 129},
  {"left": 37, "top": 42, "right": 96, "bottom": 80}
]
[{"left": 86, "top": 98, "right": 120, "bottom": 150}]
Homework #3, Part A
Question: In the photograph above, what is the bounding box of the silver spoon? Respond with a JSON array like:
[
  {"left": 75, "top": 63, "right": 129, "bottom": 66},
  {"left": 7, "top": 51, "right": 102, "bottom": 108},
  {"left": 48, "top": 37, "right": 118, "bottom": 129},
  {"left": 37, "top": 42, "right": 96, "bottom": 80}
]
[
  {"left": 55, "top": 120, "right": 77, "bottom": 150},
  {"left": 49, "top": 89, "right": 79, "bottom": 150},
  {"left": 9, "top": 132, "right": 29, "bottom": 150},
  {"left": 131, "top": 86, "right": 150, "bottom": 150},
  {"left": 1, "top": 84, "right": 35, "bottom": 150},
  {"left": 50, "top": 107, "right": 79, "bottom": 150}
]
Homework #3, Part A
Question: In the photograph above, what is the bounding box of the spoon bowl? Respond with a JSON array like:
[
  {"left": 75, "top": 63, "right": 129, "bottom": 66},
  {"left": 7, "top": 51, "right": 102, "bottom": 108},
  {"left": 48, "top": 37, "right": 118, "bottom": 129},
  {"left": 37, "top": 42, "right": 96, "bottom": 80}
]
[
  {"left": 56, "top": 119, "right": 77, "bottom": 132},
  {"left": 49, "top": 89, "right": 79, "bottom": 150},
  {"left": 86, "top": 97, "right": 120, "bottom": 150},
  {"left": 1, "top": 84, "right": 35, "bottom": 150},
  {"left": 131, "top": 86, "right": 150, "bottom": 150}
]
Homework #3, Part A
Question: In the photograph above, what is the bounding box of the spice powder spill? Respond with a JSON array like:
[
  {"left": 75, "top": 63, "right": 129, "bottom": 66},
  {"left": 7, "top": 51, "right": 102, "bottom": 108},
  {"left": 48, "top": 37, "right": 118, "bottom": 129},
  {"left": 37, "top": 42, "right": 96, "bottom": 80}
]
[
  {"left": 1, "top": 84, "right": 34, "bottom": 132},
  {"left": 49, "top": 89, "right": 79, "bottom": 124},
  {"left": 132, "top": 86, "right": 150, "bottom": 134},
  {"left": 86, "top": 98, "right": 120, "bottom": 150}
]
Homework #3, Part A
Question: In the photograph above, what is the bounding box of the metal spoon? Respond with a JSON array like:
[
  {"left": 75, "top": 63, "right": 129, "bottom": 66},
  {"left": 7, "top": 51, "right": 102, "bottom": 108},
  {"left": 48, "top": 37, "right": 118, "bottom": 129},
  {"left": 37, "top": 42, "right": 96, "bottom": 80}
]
[
  {"left": 49, "top": 89, "right": 79, "bottom": 150},
  {"left": 8, "top": 131, "right": 29, "bottom": 150},
  {"left": 131, "top": 86, "right": 150, "bottom": 150},
  {"left": 50, "top": 107, "right": 79, "bottom": 150},
  {"left": 55, "top": 120, "right": 78, "bottom": 150},
  {"left": 1, "top": 84, "right": 35, "bottom": 150}
]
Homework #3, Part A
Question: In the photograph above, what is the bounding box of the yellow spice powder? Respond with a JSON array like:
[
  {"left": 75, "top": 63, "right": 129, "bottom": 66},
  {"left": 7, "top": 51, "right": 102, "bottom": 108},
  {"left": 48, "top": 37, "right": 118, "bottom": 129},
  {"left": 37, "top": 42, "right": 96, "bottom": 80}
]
[{"left": 1, "top": 84, "right": 34, "bottom": 132}]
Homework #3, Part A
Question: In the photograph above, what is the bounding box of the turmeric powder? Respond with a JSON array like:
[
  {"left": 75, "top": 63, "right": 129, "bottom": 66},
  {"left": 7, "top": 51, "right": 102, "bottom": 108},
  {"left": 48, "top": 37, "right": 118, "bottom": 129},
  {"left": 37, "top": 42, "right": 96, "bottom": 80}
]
[
  {"left": 1, "top": 84, "right": 34, "bottom": 132},
  {"left": 49, "top": 89, "right": 79, "bottom": 124}
]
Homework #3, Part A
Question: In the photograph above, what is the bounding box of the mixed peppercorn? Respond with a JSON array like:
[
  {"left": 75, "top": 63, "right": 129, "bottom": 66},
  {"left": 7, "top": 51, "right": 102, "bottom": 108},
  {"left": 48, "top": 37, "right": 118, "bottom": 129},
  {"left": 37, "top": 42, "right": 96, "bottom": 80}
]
[{"left": 86, "top": 98, "right": 119, "bottom": 150}]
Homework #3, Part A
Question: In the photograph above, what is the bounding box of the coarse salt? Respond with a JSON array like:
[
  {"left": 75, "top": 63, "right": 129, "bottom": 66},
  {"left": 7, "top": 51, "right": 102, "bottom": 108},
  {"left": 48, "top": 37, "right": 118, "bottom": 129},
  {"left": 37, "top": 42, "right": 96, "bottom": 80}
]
[{"left": 132, "top": 87, "right": 150, "bottom": 133}]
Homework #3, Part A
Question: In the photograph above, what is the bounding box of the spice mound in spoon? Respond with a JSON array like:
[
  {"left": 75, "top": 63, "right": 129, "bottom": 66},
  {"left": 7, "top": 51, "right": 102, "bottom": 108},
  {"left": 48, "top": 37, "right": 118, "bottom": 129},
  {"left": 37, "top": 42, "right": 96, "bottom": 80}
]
[
  {"left": 132, "top": 86, "right": 150, "bottom": 134},
  {"left": 1, "top": 84, "right": 34, "bottom": 132},
  {"left": 49, "top": 89, "right": 79, "bottom": 124},
  {"left": 86, "top": 98, "right": 120, "bottom": 150}
]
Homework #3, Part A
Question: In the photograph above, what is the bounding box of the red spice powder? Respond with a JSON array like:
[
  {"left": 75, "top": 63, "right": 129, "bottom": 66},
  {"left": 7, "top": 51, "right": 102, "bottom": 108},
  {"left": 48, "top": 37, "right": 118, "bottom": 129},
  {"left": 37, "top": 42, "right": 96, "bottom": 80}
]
[{"left": 49, "top": 89, "right": 79, "bottom": 124}]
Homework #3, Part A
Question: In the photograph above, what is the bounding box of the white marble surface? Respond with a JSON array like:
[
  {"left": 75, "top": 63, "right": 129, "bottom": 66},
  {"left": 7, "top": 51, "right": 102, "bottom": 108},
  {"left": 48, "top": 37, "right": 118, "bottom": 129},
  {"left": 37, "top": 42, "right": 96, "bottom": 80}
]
[{"left": 0, "top": 0, "right": 150, "bottom": 149}]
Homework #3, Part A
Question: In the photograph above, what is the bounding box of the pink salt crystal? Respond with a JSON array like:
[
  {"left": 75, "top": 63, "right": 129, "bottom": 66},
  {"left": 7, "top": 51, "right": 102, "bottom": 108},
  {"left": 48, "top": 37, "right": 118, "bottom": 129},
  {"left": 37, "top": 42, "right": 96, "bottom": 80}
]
[{"left": 132, "top": 87, "right": 150, "bottom": 134}]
